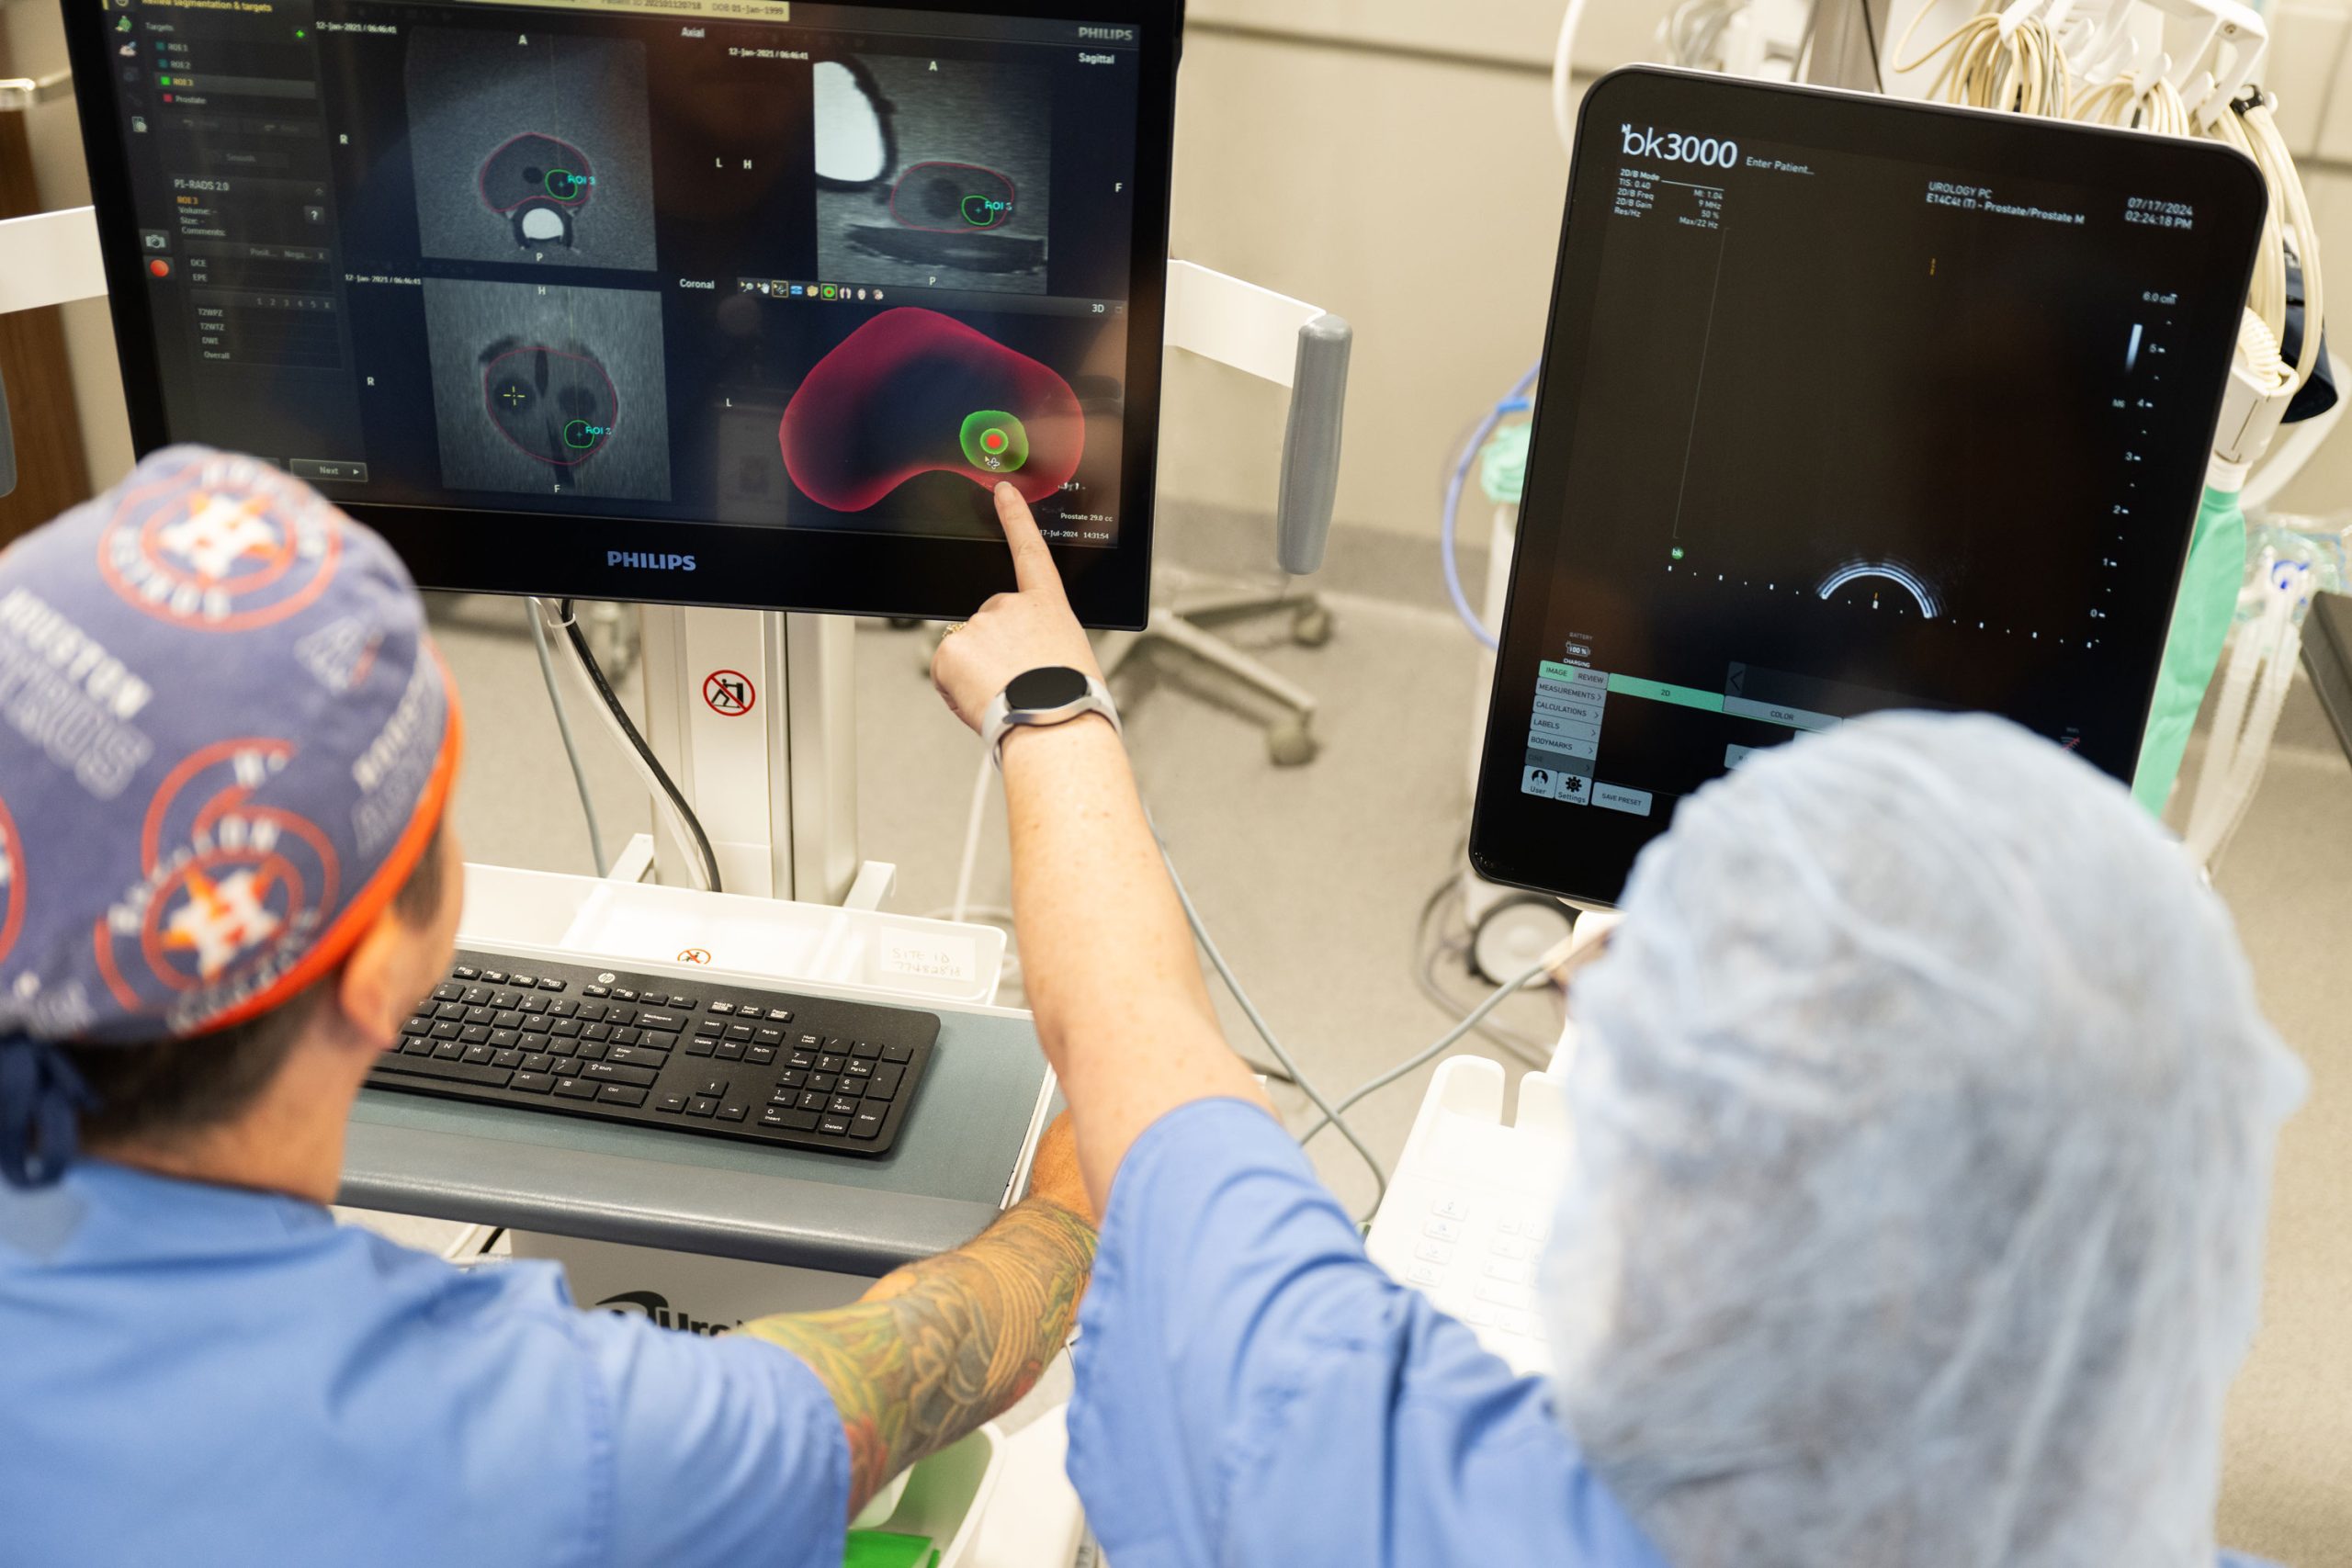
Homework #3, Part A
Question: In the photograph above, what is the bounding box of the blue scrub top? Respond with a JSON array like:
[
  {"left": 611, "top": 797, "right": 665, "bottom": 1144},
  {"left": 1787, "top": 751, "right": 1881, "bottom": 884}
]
[
  {"left": 1066, "top": 1098, "right": 2289, "bottom": 1568},
  {"left": 0, "top": 1160, "right": 849, "bottom": 1567}
]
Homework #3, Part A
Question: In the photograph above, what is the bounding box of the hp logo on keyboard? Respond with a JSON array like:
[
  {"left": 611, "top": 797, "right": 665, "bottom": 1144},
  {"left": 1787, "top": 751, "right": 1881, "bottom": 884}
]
[{"left": 594, "top": 1291, "right": 740, "bottom": 1337}]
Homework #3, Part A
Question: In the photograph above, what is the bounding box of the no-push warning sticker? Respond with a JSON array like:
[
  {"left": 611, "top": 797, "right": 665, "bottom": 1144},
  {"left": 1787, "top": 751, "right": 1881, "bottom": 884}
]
[{"left": 703, "top": 670, "right": 755, "bottom": 716}]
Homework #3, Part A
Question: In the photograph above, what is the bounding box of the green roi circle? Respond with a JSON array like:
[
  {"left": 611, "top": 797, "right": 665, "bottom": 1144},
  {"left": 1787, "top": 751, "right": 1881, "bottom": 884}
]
[
  {"left": 960, "top": 194, "right": 1012, "bottom": 229},
  {"left": 544, "top": 168, "right": 590, "bottom": 202},
  {"left": 564, "top": 419, "right": 611, "bottom": 449},
  {"left": 959, "top": 410, "right": 1030, "bottom": 475}
]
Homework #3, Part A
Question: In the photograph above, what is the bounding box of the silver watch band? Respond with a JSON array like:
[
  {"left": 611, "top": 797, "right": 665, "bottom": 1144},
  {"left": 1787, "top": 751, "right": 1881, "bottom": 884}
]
[{"left": 979, "top": 673, "right": 1121, "bottom": 767}]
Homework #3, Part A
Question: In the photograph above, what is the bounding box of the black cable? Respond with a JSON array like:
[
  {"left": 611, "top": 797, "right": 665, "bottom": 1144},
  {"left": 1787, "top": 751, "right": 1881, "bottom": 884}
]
[
  {"left": 1859, "top": 0, "right": 1884, "bottom": 91},
  {"left": 558, "top": 598, "right": 724, "bottom": 895}
]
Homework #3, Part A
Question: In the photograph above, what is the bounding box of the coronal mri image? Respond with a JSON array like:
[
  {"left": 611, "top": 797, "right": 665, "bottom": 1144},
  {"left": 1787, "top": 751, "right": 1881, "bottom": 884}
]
[
  {"left": 422, "top": 279, "right": 672, "bottom": 502},
  {"left": 815, "top": 54, "right": 1052, "bottom": 296},
  {"left": 406, "top": 29, "right": 658, "bottom": 271}
]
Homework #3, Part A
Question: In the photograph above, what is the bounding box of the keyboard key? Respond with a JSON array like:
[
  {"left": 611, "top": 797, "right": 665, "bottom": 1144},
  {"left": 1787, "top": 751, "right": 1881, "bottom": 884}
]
[
  {"left": 554, "top": 1078, "right": 597, "bottom": 1100},
  {"left": 657, "top": 1093, "right": 689, "bottom": 1113},
  {"left": 718, "top": 1102, "right": 748, "bottom": 1122},
  {"left": 1482, "top": 1259, "right": 1530, "bottom": 1284},
  {"left": 696, "top": 1018, "right": 724, "bottom": 1035},
  {"left": 538, "top": 977, "right": 566, "bottom": 992},
  {"left": 489, "top": 990, "right": 520, "bottom": 1010},
  {"left": 433, "top": 1041, "right": 465, "bottom": 1060},
  {"left": 776, "top": 1069, "right": 808, "bottom": 1089},
  {"left": 881, "top": 1043, "right": 913, "bottom": 1064},
  {"left": 583, "top": 1061, "right": 659, "bottom": 1087},
  {"left": 726, "top": 1024, "right": 754, "bottom": 1042},
  {"left": 754, "top": 1027, "right": 785, "bottom": 1047},
  {"left": 597, "top": 1084, "right": 649, "bottom": 1107},
  {"left": 765, "top": 1009, "right": 794, "bottom": 1023},
  {"left": 460, "top": 1025, "right": 492, "bottom": 1045},
  {"left": 609, "top": 988, "right": 636, "bottom": 1003},
  {"left": 508, "top": 975, "right": 537, "bottom": 990},
  {"left": 642, "top": 1031, "right": 680, "bottom": 1052},
  {"left": 786, "top": 1051, "right": 816, "bottom": 1069},
  {"left": 797, "top": 1033, "right": 823, "bottom": 1049},
  {"left": 808, "top": 1073, "right": 837, "bottom": 1093},
  {"left": 748, "top": 1046, "right": 776, "bottom": 1066},
  {"left": 670, "top": 997, "right": 699, "bottom": 1010},
  {"left": 462, "top": 987, "right": 491, "bottom": 1007},
  {"left": 582, "top": 1022, "right": 612, "bottom": 1043},
  {"left": 605, "top": 1045, "right": 667, "bottom": 1069},
  {"left": 448, "top": 967, "right": 478, "bottom": 982},
  {"left": 638, "top": 1011, "right": 685, "bottom": 1032},
  {"left": 1430, "top": 1196, "right": 1471, "bottom": 1221},
  {"left": 510, "top": 1073, "right": 555, "bottom": 1094},
  {"left": 521, "top": 1053, "right": 554, "bottom": 1074},
  {"left": 575, "top": 1002, "right": 608, "bottom": 1023},
  {"left": 518, "top": 995, "right": 548, "bottom": 1014},
  {"left": 461, "top": 1044, "right": 494, "bottom": 1066},
  {"left": 583, "top": 984, "right": 610, "bottom": 998},
  {"left": 435, "top": 1002, "right": 466, "bottom": 1021},
  {"left": 492, "top": 1010, "right": 524, "bottom": 1031},
  {"left": 375, "top": 1055, "right": 514, "bottom": 1089},
  {"left": 519, "top": 1032, "right": 550, "bottom": 1055},
  {"left": 1425, "top": 1218, "right": 1464, "bottom": 1243},
  {"left": 610, "top": 1027, "right": 641, "bottom": 1047},
  {"left": 819, "top": 1116, "right": 853, "bottom": 1136},
  {"left": 550, "top": 1019, "right": 582, "bottom": 1038},
  {"left": 687, "top": 1097, "right": 718, "bottom": 1118},
  {"left": 698, "top": 1078, "right": 729, "bottom": 1100},
  {"left": 433, "top": 983, "right": 464, "bottom": 1003},
  {"left": 851, "top": 1111, "right": 884, "bottom": 1140},
  {"left": 771, "top": 1088, "right": 801, "bottom": 1107},
  {"left": 638, "top": 993, "right": 668, "bottom": 1009},
  {"left": 685, "top": 1036, "right": 716, "bottom": 1056},
  {"left": 551, "top": 1057, "right": 581, "bottom": 1077},
  {"left": 709, "top": 1001, "right": 735, "bottom": 1016},
  {"left": 850, "top": 1040, "right": 879, "bottom": 1060},
  {"left": 867, "top": 1064, "right": 904, "bottom": 1100},
  {"left": 478, "top": 972, "right": 506, "bottom": 986},
  {"left": 797, "top": 1090, "right": 828, "bottom": 1112},
  {"left": 762, "top": 1108, "right": 820, "bottom": 1132},
  {"left": 1415, "top": 1239, "right": 1454, "bottom": 1264},
  {"left": 572, "top": 1042, "right": 608, "bottom": 1062},
  {"left": 432, "top": 1021, "right": 463, "bottom": 1041},
  {"left": 402, "top": 1016, "right": 432, "bottom": 1036},
  {"left": 464, "top": 1007, "right": 495, "bottom": 1026},
  {"left": 828, "top": 1094, "right": 861, "bottom": 1117},
  {"left": 401, "top": 1037, "right": 435, "bottom": 1056},
  {"left": 492, "top": 1049, "right": 523, "bottom": 1069},
  {"left": 716, "top": 1043, "right": 744, "bottom": 1061},
  {"left": 1408, "top": 1262, "right": 1442, "bottom": 1285},
  {"left": 548, "top": 998, "right": 579, "bottom": 1018},
  {"left": 606, "top": 1006, "right": 637, "bottom": 1026},
  {"left": 844, "top": 1059, "right": 873, "bottom": 1078}
]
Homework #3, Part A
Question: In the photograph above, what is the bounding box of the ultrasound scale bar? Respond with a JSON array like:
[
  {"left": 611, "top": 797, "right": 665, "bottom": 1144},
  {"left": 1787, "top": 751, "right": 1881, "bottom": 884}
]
[{"left": 734, "top": 281, "right": 1125, "bottom": 321}]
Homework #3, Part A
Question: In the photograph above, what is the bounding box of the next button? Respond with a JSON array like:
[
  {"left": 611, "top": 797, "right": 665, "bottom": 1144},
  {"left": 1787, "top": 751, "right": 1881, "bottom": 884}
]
[{"left": 1591, "top": 783, "right": 1654, "bottom": 818}]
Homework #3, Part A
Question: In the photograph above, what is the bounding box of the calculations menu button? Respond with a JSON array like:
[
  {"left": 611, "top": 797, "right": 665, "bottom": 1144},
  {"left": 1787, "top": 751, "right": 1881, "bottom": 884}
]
[{"left": 288, "top": 458, "right": 370, "bottom": 485}]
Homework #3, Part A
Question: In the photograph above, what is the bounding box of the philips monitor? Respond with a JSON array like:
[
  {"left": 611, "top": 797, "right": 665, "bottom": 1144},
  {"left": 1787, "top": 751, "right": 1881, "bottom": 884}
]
[
  {"left": 1472, "top": 68, "right": 2266, "bottom": 906},
  {"left": 65, "top": 0, "right": 1178, "bottom": 626}
]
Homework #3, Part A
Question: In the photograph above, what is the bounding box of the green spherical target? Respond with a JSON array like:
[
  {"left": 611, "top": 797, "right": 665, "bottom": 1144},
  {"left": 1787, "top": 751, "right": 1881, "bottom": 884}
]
[{"left": 959, "top": 410, "right": 1030, "bottom": 475}]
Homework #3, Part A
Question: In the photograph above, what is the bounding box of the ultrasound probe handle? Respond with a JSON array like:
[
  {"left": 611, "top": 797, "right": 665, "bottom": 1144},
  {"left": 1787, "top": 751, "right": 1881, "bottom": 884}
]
[{"left": 1276, "top": 313, "right": 1352, "bottom": 576}]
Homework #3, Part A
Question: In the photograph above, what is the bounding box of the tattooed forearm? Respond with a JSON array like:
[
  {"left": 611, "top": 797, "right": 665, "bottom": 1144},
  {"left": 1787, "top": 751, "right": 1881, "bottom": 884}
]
[{"left": 744, "top": 1199, "right": 1098, "bottom": 1516}]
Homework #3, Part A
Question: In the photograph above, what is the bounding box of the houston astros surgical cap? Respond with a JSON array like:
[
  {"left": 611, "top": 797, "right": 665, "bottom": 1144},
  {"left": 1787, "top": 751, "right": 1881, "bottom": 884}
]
[{"left": 0, "top": 446, "right": 462, "bottom": 1187}]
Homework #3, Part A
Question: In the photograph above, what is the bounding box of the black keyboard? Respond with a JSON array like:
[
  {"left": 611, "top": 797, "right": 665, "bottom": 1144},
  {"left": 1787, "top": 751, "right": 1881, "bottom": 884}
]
[{"left": 368, "top": 951, "right": 939, "bottom": 1156}]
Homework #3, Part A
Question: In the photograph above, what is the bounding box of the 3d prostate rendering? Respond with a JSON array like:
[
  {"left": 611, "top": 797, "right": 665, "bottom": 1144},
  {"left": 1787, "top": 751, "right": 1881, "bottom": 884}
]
[{"left": 779, "top": 309, "right": 1085, "bottom": 511}]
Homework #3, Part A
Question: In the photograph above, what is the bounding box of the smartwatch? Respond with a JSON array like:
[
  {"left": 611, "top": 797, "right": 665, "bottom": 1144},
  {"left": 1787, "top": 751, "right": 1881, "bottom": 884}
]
[{"left": 979, "top": 666, "right": 1122, "bottom": 766}]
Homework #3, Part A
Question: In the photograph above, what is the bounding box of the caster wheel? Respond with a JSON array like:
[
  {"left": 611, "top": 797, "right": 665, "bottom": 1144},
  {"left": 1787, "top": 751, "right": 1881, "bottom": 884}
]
[
  {"left": 1268, "top": 717, "right": 1319, "bottom": 767},
  {"left": 1291, "top": 604, "right": 1334, "bottom": 648}
]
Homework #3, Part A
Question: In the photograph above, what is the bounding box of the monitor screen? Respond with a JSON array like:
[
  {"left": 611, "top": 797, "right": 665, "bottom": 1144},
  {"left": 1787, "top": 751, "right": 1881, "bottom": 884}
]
[
  {"left": 1470, "top": 68, "right": 2266, "bottom": 906},
  {"left": 66, "top": 0, "right": 1176, "bottom": 626}
]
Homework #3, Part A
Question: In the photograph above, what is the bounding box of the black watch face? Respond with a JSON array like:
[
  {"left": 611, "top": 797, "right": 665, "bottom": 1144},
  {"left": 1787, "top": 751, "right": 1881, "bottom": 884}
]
[{"left": 1007, "top": 666, "right": 1091, "bottom": 711}]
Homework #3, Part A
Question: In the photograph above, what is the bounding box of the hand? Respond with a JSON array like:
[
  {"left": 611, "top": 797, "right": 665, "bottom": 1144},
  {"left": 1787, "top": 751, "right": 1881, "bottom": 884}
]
[
  {"left": 931, "top": 484, "right": 1103, "bottom": 733},
  {"left": 1023, "top": 1111, "right": 1096, "bottom": 1228}
]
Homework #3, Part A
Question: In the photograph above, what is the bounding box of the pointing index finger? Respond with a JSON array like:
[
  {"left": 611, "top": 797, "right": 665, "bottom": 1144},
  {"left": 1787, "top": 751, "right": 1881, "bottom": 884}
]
[{"left": 994, "top": 482, "right": 1064, "bottom": 599}]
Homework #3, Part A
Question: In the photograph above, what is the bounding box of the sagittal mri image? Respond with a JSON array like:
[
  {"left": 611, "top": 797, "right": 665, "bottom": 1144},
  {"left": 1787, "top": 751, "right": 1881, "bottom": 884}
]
[
  {"left": 423, "top": 279, "right": 672, "bottom": 502},
  {"left": 405, "top": 29, "right": 658, "bottom": 271},
  {"left": 814, "top": 55, "right": 1052, "bottom": 295}
]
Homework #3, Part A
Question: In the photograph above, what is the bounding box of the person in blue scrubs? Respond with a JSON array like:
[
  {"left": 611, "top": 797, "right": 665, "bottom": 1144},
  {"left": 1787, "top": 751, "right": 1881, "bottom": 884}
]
[
  {"left": 0, "top": 450, "right": 1097, "bottom": 1568},
  {"left": 928, "top": 484, "right": 2308, "bottom": 1568}
]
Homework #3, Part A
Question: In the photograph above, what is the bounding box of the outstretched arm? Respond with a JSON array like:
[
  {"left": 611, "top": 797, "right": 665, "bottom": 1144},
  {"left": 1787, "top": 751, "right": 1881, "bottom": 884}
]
[
  {"left": 743, "top": 1114, "right": 1097, "bottom": 1516},
  {"left": 930, "top": 485, "right": 1274, "bottom": 1211}
]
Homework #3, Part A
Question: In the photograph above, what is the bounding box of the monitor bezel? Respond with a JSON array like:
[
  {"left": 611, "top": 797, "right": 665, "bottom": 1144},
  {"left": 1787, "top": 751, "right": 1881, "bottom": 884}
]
[
  {"left": 64, "top": 0, "right": 1185, "bottom": 629},
  {"left": 1467, "top": 66, "right": 2267, "bottom": 907}
]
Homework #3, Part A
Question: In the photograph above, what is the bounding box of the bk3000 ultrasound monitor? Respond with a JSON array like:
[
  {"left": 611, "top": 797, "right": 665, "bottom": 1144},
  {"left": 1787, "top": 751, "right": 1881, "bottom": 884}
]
[
  {"left": 65, "top": 0, "right": 1179, "bottom": 626},
  {"left": 1472, "top": 68, "right": 2267, "bottom": 908}
]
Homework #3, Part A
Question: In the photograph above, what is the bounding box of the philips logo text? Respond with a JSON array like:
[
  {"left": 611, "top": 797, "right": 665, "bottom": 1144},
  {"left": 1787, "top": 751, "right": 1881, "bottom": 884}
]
[
  {"left": 1622, "top": 124, "right": 1739, "bottom": 169},
  {"left": 608, "top": 551, "right": 697, "bottom": 572}
]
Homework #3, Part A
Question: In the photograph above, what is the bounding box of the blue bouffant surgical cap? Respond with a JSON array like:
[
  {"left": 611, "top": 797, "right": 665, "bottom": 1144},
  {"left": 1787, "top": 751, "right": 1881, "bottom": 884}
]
[{"left": 1546, "top": 712, "right": 2304, "bottom": 1568}]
